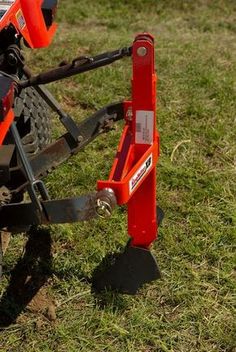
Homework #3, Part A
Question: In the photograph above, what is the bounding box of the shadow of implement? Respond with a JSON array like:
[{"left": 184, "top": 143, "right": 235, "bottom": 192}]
[
  {"left": 91, "top": 207, "right": 164, "bottom": 296},
  {"left": 0, "top": 227, "right": 52, "bottom": 328}
]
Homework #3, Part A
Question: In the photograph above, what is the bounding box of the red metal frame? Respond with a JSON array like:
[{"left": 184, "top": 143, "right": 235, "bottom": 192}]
[
  {"left": 97, "top": 33, "right": 159, "bottom": 248},
  {"left": 0, "top": 80, "right": 15, "bottom": 145},
  {"left": 0, "top": 0, "right": 57, "bottom": 48}
]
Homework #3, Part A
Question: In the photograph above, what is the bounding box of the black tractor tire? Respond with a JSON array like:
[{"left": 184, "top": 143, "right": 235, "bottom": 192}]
[
  {"left": 14, "top": 86, "right": 52, "bottom": 156},
  {"left": 0, "top": 87, "right": 52, "bottom": 260}
]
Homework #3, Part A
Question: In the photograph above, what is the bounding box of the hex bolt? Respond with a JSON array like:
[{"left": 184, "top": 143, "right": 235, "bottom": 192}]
[
  {"left": 137, "top": 46, "right": 147, "bottom": 57},
  {"left": 126, "top": 107, "right": 133, "bottom": 121}
]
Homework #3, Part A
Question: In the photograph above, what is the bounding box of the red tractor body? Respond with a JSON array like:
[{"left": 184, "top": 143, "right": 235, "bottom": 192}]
[{"left": 0, "top": 0, "right": 57, "bottom": 48}]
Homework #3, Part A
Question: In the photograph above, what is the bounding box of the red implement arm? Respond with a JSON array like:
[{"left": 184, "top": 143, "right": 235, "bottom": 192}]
[{"left": 97, "top": 33, "right": 159, "bottom": 248}]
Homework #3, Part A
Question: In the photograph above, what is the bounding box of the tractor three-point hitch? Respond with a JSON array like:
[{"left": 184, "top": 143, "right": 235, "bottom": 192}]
[{"left": 0, "top": 0, "right": 164, "bottom": 294}]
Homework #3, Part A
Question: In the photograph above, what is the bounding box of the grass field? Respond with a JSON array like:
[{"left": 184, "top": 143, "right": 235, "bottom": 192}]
[{"left": 0, "top": 0, "right": 236, "bottom": 351}]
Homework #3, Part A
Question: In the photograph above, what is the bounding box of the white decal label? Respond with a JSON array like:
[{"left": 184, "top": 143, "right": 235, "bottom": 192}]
[
  {"left": 0, "top": 1, "right": 15, "bottom": 20},
  {"left": 135, "top": 110, "right": 154, "bottom": 145},
  {"left": 129, "top": 154, "right": 153, "bottom": 194},
  {"left": 16, "top": 9, "right": 25, "bottom": 29}
]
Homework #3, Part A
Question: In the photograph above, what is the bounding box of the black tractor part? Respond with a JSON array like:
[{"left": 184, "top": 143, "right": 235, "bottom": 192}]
[{"left": 14, "top": 86, "right": 51, "bottom": 156}]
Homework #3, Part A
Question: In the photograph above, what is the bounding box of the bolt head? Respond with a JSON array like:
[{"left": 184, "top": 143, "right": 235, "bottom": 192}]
[
  {"left": 137, "top": 47, "right": 147, "bottom": 57},
  {"left": 126, "top": 107, "right": 133, "bottom": 121},
  {"left": 77, "top": 135, "right": 83, "bottom": 143}
]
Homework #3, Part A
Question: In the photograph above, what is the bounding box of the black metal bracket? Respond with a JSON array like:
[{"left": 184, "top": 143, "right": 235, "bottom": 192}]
[
  {"left": 33, "top": 84, "right": 83, "bottom": 143},
  {"left": 0, "top": 194, "right": 97, "bottom": 228},
  {"left": 0, "top": 188, "right": 117, "bottom": 231}
]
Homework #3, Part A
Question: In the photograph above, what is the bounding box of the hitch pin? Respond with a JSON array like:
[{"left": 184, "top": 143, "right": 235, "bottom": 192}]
[{"left": 95, "top": 188, "right": 117, "bottom": 218}]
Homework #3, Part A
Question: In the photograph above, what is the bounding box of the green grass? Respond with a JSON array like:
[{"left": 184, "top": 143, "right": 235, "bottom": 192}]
[{"left": 1, "top": 0, "right": 236, "bottom": 351}]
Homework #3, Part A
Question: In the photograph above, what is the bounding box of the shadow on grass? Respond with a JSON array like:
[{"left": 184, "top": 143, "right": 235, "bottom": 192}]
[
  {"left": 93, "top": 290, "right": 129, "bottom": 313},
  {"left": 0, "top": 227, "right": 52, "bottom": 328},
  {"left": 91, "top": 251, "right": 129, "bottom": 312}
]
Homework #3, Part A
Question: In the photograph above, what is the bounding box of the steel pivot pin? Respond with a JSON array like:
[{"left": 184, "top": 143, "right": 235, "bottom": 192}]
[{"left": 137, "top": 46, "right": 147, "bottom": 57}]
